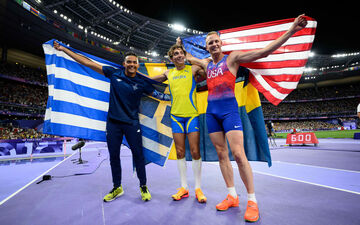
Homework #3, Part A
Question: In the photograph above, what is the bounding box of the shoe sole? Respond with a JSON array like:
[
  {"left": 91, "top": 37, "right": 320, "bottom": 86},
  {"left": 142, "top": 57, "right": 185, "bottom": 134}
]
[
  {"left": 172, "top": 193, "right": 189, "bottom": 201},
  {"left": 216, "top": 204, "right": 239, "bottom": 211},
  {"left": 142, "top": 195, "right": 152, "bottom": 201},
  {"left": 245, "top": 215, "right": 260, "bottom": 223},
  {"left": 103, "top": 191, "right": 124, "bottom": 202}
]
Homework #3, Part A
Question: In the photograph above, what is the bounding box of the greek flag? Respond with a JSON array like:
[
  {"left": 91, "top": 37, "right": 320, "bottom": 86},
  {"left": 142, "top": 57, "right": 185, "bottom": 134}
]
[{"left": 43, "top": 39, "right": 172, "bottom": 166}]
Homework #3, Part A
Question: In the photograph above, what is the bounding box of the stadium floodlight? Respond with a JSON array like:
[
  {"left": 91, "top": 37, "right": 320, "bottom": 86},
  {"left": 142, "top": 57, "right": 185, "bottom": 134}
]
[{"left": 172, "top": 23, "right": 186, "bottom": 32}]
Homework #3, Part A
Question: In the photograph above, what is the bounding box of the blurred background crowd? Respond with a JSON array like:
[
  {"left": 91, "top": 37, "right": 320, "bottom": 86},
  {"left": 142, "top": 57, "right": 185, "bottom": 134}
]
[{"left": 0, "top": 61, "right": 359, "bottom": 139}]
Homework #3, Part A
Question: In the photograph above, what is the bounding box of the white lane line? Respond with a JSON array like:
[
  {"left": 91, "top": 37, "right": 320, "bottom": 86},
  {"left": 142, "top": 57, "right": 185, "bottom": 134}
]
[
  {"left": 206, "top": 161, "right": 360, "bottom": 195},
  {"left": 252, "top": 169, "right": 360, "bottom": 195},
  {"left": 272, "top": 160, "right": 360, "bottom": 174},
  {"left": 0, "top": 152, "right": 76, "bottom": 206}
]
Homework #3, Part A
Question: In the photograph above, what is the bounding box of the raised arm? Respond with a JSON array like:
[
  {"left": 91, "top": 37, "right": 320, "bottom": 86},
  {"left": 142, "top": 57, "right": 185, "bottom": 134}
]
[
  {"left": 176, "top": 37, "right": 210, "bottom": 71},
  {"left": 53, "top": 41, "right": 104, "bottom": 75},
  {"left": 228, "top": 14, "right": 308, "bottom": 65}
]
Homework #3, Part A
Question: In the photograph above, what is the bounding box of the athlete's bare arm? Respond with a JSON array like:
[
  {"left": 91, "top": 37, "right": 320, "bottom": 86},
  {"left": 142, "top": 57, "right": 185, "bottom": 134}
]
[
  {"left": 150, "top": 70, "right": 169, "bottom": 82},
  {"left": 54, "top": 41, "right": 104, "bottom": 75},
  {"left": 228, "top": 14, "right": 307, "bottom": 68},
  {"left": 191, "top": 64, "right": 207, "bottom": 82}
]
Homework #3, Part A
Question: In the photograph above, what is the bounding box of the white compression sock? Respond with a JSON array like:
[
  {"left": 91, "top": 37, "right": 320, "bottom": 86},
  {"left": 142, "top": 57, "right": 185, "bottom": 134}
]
[
  {"left": 247, "top": 193, "right": 257, "bottom": 203},
  {"left": 177, "top": 158, "right": 188, "bottom": 189},
  {"left": 192, "top": 158, "right": 202, "bottom": 189},
  {"left": 227, "top": 186, "right": 237, "bottom": 198}
]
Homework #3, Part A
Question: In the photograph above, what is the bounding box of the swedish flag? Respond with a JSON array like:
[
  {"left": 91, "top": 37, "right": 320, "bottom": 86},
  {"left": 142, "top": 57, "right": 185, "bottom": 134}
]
[{"left": 140, "top": 63, "right": 271, "bottom": 167}]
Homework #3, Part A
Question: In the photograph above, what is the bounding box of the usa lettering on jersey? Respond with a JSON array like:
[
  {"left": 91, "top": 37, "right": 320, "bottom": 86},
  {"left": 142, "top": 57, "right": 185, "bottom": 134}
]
[{"left": 207, "top": 67, "right": 223, "bottom": 79}]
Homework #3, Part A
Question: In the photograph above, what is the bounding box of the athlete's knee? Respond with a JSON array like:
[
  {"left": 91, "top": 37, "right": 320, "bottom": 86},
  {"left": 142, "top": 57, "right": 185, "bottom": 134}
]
[
  {"left": 189, "top": 144, "right": 200, "bottom": 159},
  {"left": 216, "top": 147, "right": 229, "bottom": 161},
  {"left": 131, "top": 147, "right": 145, "bottom": 161},
  {"left": 232, "top": 151, "right": 248, "bottom": 168},
  {"left": 233, "top": 151, "right": 244, "bottom": 164},
  {"left": 176, "top": 148, "right": 186, "bottom": 159},
  {"left": 190, "top": 149, "right": 201, "bottom": 160}
]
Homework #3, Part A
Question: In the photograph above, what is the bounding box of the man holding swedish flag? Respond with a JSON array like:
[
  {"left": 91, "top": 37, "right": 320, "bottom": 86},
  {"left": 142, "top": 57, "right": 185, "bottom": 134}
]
[{"left": 151, "top": 42, "right": 207, "bottom": 203}]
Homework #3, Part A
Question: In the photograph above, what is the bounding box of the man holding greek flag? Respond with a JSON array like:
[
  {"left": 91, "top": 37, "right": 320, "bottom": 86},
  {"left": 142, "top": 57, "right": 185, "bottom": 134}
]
[{"left": 53, "top": 41, "right": 170, "bottom": 203}]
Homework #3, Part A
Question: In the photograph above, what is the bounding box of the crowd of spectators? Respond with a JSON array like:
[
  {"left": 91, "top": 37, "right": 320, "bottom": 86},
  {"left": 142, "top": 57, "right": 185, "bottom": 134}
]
[
  {"left": 0, "top": 79, "right": 47, "bottom": 107},
  {"left": 0, "top": 126, "right": 55, "bottom": 139},
  {"left": 0, "top": 61, "right": 359, "bottom": 139},
  {"left": 0, "top": 62, "right": 47, "bottom": 84},
  {"left": 262, "top": 98, "right": 358, "bottom": 118},
  {"left": 260, "top": 83, "right": 360, "bottom": 102},
  {"left": 273, "top": 120, "right": 339, "bottom": 132}
]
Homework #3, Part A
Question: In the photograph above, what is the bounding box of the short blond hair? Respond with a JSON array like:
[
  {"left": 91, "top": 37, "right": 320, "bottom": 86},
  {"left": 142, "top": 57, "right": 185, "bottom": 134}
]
[
  {"left": 206, "top": 31, "right": 220, "bottom": 38},
  {"left": 167, "top": 44, "right": 187, "bottom": 59}
]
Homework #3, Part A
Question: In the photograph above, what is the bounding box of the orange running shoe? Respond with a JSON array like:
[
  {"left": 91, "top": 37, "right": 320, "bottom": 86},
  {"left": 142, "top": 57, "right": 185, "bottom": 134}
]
[
  {"left": 244, "top": 200, "right": 260, "bottom": 222},
  {"left": 216, "top": 194, "right": 239, "bottom": 211},
  {"left": 172, "top": 187, "right": 189, "bottom": 201},
  {"left": 195, "top": 188, "right": 207, "bottom": 203}
]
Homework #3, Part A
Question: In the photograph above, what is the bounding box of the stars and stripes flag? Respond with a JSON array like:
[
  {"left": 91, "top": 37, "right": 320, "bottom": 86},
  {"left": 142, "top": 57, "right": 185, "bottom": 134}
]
[{"left": 182, "top": 16, "right": 317, "bottom": 105}]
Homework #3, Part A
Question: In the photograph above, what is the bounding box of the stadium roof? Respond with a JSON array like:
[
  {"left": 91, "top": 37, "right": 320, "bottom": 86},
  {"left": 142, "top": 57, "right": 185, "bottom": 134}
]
[
  {"left": 32, "top": 0, "right": 204, "bottom": 58},
  {"left": 3, "top": 0, "right": 360, "bottom": 82}
]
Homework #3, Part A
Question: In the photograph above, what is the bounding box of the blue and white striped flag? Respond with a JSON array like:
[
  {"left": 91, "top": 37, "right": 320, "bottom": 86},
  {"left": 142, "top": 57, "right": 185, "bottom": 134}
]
[{"left": 43, "top": 39, "right": 172, "bottom": 166}]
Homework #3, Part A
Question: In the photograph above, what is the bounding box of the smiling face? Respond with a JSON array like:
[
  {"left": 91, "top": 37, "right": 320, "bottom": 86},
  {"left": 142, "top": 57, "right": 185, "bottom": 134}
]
[
  {"left": 123, "top": 55, "right": 139, "bottom": 77},
  {"left": 170, "top": 47, "right": 186, "bottom": 65},
  {"left": 206, "top": 32, "right": 222, "bottom": 55},
  {"left": 168, "top": 45, "right": 186, "bottom": 67}
]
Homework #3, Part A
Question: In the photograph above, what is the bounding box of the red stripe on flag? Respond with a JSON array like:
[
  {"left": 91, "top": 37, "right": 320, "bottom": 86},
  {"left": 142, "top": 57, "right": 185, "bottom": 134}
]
[
  {"left": 258, "top": 74, "right": 303, "bottom": 82},
  {"left": 220, "top": 16, "right": 316, "bottom": 34},
  {"left": 249, "top": 74, "right": 282, "bottom": 106},
  {"left": 221, "top": 28, "right": 316, "bottom": 45},
  {"left": 223, "top": 43, "right": 314, "bottom": 55},
  {"left": 241, "top": 59, "right": 308, "bottom": 69},
  {"left": 261, "top": 77, "right": 296, "bottom": 94}
]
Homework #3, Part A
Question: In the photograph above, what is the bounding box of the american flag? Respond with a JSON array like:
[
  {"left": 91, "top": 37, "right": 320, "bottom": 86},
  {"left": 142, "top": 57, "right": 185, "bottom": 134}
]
[{"left": 183, "top": 16, "right": 317, "bottom": 105}]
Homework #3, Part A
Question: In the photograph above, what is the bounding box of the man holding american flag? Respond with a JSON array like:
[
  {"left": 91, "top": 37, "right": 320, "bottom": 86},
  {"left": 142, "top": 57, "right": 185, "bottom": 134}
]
[{"left": 183, "top": 14, "right": 308, "bottom": 222}]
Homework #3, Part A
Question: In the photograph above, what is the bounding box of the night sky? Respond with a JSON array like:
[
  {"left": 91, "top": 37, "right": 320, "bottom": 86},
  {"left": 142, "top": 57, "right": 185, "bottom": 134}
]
[{"left": 122, "top": 1, "right": 358, "bottom": 55}]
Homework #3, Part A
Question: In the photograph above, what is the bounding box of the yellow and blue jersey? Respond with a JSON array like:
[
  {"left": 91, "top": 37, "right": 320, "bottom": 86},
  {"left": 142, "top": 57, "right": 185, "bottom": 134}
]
[{"left": 167, "top": 65, "right": 198, "bottom": 117}]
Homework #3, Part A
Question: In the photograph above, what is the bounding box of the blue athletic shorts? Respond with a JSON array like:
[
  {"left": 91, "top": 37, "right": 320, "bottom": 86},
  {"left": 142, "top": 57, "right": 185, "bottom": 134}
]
[
  {"left": 206, "top": 111, "right": 243, "bottom": 134},
  {"left": 170, "top": 114, "right": 200, "bottom": 134}
]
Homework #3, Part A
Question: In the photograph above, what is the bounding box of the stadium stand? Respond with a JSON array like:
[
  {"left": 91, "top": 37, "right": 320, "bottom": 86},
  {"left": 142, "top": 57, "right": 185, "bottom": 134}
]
[{"left": 0, "top": 0, "right": 359, "bottom": 139}]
